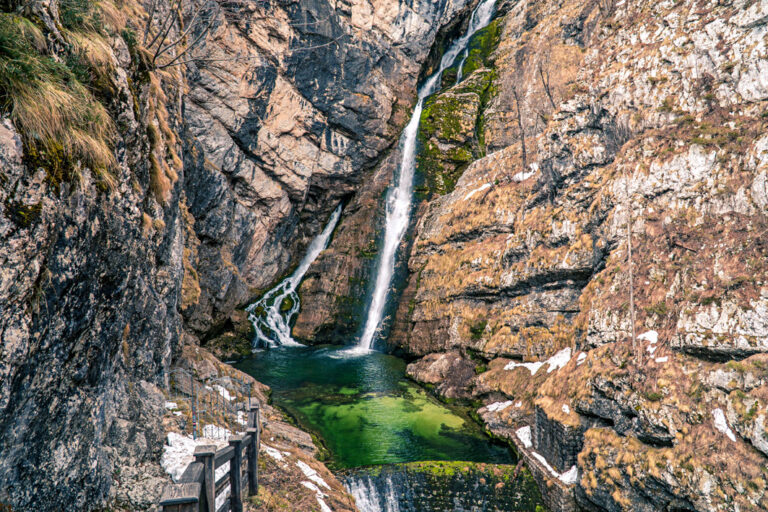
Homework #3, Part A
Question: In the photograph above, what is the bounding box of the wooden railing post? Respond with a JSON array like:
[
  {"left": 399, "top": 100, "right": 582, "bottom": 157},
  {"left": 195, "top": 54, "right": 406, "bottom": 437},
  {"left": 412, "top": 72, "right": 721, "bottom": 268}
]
[
  {"left": 194, "top": 445, "right": 216, "bottom": 512},
  {"left": 247, "top": 400, "right": 260, "bottom": 497},
  {"left": 229, "top": 435, "right": 244, "bottom": 512}
]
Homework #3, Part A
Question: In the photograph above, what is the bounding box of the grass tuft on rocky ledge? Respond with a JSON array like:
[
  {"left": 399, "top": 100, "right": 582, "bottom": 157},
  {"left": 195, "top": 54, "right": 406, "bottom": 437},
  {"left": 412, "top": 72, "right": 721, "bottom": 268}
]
[{"left": 0, "top": 7, "right": 119, "bottom": 191}]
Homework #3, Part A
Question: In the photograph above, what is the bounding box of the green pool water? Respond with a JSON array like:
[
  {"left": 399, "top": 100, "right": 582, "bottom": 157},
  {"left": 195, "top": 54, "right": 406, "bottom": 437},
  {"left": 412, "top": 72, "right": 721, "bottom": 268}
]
[{"left": 234, "top": 345, "right": 513, "bottom": 469}]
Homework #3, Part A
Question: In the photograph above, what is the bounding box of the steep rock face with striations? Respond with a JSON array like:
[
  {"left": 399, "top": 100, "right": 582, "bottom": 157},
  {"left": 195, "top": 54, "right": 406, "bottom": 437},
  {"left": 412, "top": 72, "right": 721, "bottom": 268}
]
[
  {"left": 179, "top": 0, "right": 477, "bottom": 338},
  {"left": 0, "top": 0, "right": 479, "bottom": 510},
  {"left": 391, "top": 0, "right": 768, "bottom": 510}
]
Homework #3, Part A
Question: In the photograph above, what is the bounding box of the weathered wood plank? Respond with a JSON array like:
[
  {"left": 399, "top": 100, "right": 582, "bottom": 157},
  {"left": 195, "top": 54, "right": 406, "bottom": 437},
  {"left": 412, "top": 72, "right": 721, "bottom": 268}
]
[
  {"left": 159, "top": 483, "right": 201, "bottom": 505},
  {"left": 179, "top": 462, "right": 204, "bottom": 484},
  {"left": 214, "top": 446, "right": 235, "bottom": 467},
  {"left": 194, "top": 445, "right": 216, "bottom": 512},
  {"left": 229, "top": 435, "right": 244, "bottom": 512}
]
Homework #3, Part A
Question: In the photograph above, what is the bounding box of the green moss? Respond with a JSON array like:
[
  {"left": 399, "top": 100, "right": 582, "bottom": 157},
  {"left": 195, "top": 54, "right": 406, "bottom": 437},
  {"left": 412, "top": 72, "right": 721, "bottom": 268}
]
[
  {"left": 279, "top": 296, "right": 294, "bottom": 313},
  {"left": 470, "top": 319, "right": 487, "bottom": 340},
  {"left": 645, "top": 391, "right": 664, "bottom": 402},
  {"left": 460, "top": 19, "right": 501, "bottom": 77},
  {"left": 4, "top": 200, "right": 42, "bottom": 228}
]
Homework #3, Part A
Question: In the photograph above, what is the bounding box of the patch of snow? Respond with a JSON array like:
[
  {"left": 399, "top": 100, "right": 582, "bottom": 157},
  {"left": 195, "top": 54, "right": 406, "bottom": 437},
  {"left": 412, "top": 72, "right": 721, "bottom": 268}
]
[
  {"left": 215, "top": 485, "right": 230, "bottom": 511},
  {"left": 512, "top": 170, "right": 536, "bottom": 182},
  {"left": 514, "top": 401, "right": 522, "bottom": 408},
  {"left": 504, "top": 347, "right": 572, "bottom": 375},
  {"left": 638, "top": 330, "right": 658, "bottom": 344},
  {"left": 655, "top": 356, "right": 669, "bottom": 363},
  {"left": 262, "top": 444, "right": 284, "bottom": 461},
  {"left": 516, "top": 426, "right": 532, "bottom": 449},
  {"left": 647, "top": 345, "right": 658, "bottom": 355},
  {"left": 213, "top": 384, "right": 233, "bottom": 401},
  {"left": 236, "top": 411, "right": 247, "bottom": 426},
  {"left": 712, "top": 408, "right": 737, "bottom": 442},
  {"left": 301, "top": 482, "right": 332, "bottom": 512},
  {"left": 559, "top": 465, "right": 579, "bottom": 485},
  {"left": 165, "top": 401, "right": 178, "bottom": 410},
  {"left": 173, "top": 411, "right": 182, "bottom": 417},
  {"left": 161, "top": 432, "right": 226, "bottom": 482},
  {"left": 504, "top": 360, "right": 545, "bottom": 375},
  {"left": 464, "top": 183, "right": 491, "bottom": 201},
  {"left": 487, "top": 401, "right": 514, "bottom": 412},
  {"left": 202, "top": 424, "right": 231, "bottom": 440},
  {"left": 297, "top": 460, "right": 330, "bottom": 490},
  {"left": 532, "top": 452, "right": 559, "bottom": 478},
  {"left": 546, "top": 348, "right": 572, "bottom": 373},
  {"left": 577, "top": 352, "right": 587, "bottom": 365},
  {"left": 215, "top": 462, "right": 229, "bottom": 482},
  {"left": 562, "top": 404, "right": 571, "bottom": 414},
  {"left": 531, "top": 452, "right": 578, "bottom": 486}
]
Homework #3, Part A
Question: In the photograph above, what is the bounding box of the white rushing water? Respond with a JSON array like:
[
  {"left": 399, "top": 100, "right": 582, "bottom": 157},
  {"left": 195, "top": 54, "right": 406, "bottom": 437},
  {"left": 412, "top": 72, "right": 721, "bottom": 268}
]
[
  {"left": 357, "top": 0, "right": 497, "bottom": 351},
  {"left": 346, "top": 475, "right": 402, "bottom": 512},
  {"left": 455, "top": 0, "right": 496, "bottom": 83},
  {"left": 247, "top": 204, "right": 343, "bottom": 347}
]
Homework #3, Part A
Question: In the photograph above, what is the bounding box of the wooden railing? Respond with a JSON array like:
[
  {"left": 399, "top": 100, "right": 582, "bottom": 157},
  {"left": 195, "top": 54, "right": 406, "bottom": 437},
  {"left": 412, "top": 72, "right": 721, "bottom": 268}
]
[{"left": 160, "top": 401, "right": 261, "bottom": 512}]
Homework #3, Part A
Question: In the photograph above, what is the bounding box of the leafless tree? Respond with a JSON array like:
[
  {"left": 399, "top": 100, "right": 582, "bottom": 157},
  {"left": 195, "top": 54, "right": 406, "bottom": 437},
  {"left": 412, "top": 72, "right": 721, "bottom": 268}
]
[
  {"left": 624, "top": 169, "right": 638, "bottom": 365},
  {"left": 511, "top": 86, "right": 527, "bottom": 172}
]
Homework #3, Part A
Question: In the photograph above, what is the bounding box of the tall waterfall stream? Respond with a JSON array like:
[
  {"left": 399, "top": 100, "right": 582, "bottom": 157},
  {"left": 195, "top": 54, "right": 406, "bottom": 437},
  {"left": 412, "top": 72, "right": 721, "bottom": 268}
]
[{"left": 235, "top": 1, "right": 545, "bottom": 510}]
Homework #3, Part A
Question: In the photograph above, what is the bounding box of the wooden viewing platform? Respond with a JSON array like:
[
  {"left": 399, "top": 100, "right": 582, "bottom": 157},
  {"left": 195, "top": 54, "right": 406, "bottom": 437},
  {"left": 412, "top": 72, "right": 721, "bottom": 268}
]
[{"left": 159, "top": 401, "right": 261, "bottom": 512}]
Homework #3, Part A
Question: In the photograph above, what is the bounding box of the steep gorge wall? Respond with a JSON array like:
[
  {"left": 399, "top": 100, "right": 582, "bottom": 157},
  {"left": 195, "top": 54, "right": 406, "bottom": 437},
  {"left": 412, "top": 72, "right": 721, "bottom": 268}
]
[
  {"left": 388, "top": 0, "right": 768, "bottom": 510},
  {"left": 0, "top": 0, "right": 476, "bottom": 509}
]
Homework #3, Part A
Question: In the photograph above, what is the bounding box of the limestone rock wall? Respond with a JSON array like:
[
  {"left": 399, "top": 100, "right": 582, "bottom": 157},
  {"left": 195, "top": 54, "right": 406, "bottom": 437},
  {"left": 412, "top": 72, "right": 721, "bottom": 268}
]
[
  {"left": 394, "top": 0, "right": 768, "bottom": 510},
  {"left": 0, "top": 0, "right": 478, "bottom": 509}
]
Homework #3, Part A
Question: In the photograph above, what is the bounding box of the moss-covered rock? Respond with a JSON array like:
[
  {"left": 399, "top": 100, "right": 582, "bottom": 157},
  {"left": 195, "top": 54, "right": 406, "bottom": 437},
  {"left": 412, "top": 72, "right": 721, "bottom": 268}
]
[{"left": 418, "top": 70, "right": 496, "bottom": 197}]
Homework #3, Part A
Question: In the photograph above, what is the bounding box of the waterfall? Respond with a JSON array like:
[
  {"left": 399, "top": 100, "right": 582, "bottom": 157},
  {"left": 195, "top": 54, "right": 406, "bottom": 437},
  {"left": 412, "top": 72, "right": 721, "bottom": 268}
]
[
  {"left": 247, "top": 204, "right": 343, "bottom": 347},
  {"left": 346, "top": 474, "right": 402, "bottom": 512},
  {"left": 357, "top": 0, "right": 497, "bottom": 351},
  {"left": 455, "top": 0, "right": 496, "bottom": 83}
]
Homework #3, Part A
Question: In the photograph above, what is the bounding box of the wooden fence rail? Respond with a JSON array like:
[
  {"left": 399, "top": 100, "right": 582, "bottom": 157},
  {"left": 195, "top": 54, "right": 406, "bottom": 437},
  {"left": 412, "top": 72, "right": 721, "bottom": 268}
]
[{"left": 160, "top": 401, "right": 261, "bottom": 512}]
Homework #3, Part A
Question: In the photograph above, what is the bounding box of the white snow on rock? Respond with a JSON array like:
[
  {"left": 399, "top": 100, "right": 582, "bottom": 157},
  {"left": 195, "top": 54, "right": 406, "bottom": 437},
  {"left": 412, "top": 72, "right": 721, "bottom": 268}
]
[
  {"left": 504, "top": 348, "right": 572, "bottom": 375},
  {"left": 559, "top": 465, "right": 579, "bottom": 485},
  {"left": 202, "top": 424, "right": 231, "bottom": 439},
  {"left": 512, "top": 170, "right": 536, "bottom": 182},
  {"left": 638, "top": 330, "right": 658, "bottom": 344},
  {"left": 516, "top": 426, "right": 532, "bottom": 449},
  {"left": 530, "top": 452, "right": 578, "bottom": 485},
  {"left": 297, "top": 460, "right": 330, "bottom": 490},
  {"left": 262, "top": 444, "right": 284, "bottom": 461},
  {"left": 532, "top": 452, "right": 559, "bottom": 478},
  {"left": 165, "top": 401, "right": 178, "bottom": 410},
  {"left": 213, "top": 384, "right": 233, "bottom": 401},
  {"left": 562, "top": 404, "right": 571, "bottom": 414},
  {"left": 160, "top": 432, "right": 226, "bottom": 482},
  {"left": 655, "top": 356, "right": 669, "bottom": 363},
  {"left": 487, "top": 401, "right": 514, "bottom": 412},
  {"left": 576, "top": 352, "right": 587, "bottom": 365},
  {"left": 504, "top": 360, "right": 545, "bottom": 374},
  {"left": 713, "top": 408, "right": 737, "bottom": 442},
  {"left": 464, "top": 183, "right": 491, "bottom": 201},
  {"left": 301, "top": 481, "right": 333, "bottom": 512},
  {"left": 236, "top": 411, "right": 247, "bottom": 426},
  {"left": 546, "top": 348, "right": 572, "bottom": 373}
]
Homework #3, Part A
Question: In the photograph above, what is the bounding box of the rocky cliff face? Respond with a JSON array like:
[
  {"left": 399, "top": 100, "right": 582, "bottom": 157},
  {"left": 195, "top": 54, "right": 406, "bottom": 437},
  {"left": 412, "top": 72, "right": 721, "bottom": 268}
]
[
  {"left": 180, "top": 0, "right": 477, "bottom": 338},
  {"left": 389, "top": 0, "right": 768, "bottom": 510},
  {"left": 0, "top": 0, "right": 478, "bottom": 509}
]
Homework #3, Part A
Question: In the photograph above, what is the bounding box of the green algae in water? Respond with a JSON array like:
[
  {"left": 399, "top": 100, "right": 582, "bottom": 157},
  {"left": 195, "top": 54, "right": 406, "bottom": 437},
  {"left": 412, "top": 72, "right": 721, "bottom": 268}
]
[{"left": 234, "top": 345, "right": 513, "bottom": 469}]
